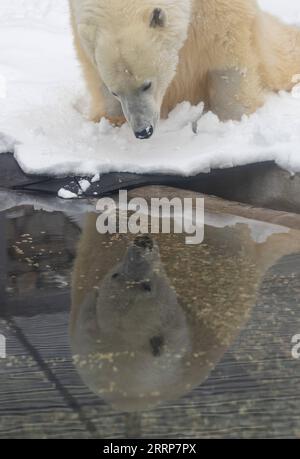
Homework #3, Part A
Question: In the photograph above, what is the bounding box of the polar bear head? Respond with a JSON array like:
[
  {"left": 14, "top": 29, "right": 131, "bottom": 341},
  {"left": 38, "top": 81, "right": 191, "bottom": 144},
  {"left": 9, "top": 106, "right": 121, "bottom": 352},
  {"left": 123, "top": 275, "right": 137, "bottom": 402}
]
[{"left": 75, "top": 0, "right": 192, "bottom": 138}]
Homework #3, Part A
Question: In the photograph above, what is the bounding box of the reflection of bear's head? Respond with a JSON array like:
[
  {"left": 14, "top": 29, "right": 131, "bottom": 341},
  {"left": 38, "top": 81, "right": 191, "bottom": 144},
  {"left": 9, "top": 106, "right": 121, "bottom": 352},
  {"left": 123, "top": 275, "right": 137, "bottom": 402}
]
[
  {"left": 71, "top": 234, "right": 192, "bottom": 411},
  {"left": 76, "top": 0, "right": 191, "bottom": 138},
  {"left": 70, "top": 204, "right": 300, "bottom": 412}
]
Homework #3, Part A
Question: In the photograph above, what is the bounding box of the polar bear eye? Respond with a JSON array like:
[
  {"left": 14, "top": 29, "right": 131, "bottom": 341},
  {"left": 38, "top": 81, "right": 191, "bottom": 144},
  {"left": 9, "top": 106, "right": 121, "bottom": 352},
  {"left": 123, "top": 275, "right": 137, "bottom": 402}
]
[
  {"left": 141, "top": 281, "right": 152, "bottom": 292},
  {"left": 149, "top": 335, "right": 164, "bottom": 357},
  {"left": 150, "top": 8, "right": 167, "bottom": 28},
  {"left": 142, "top": 82, "right": 152, "bottom": 92},
  {"left": 111, "top": 91, "right": 119, "bottom": 98}
]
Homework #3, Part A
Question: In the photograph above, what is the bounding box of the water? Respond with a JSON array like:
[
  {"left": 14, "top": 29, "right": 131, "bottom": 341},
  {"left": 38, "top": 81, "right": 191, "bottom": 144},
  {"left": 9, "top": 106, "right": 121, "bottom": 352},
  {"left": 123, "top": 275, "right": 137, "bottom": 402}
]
[{"left": 0, "top": 188, "right": 300, "bottom": 438}]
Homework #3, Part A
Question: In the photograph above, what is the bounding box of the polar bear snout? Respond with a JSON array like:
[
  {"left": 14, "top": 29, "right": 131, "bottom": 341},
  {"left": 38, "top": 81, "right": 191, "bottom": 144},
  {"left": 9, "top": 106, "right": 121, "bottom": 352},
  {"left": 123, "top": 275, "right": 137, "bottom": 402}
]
[
  {"left": 119, "top": 93, "right": 159, "bottom": 139},
  {"left": 133, "top": 234, "right": 154, "bottom": 250}
]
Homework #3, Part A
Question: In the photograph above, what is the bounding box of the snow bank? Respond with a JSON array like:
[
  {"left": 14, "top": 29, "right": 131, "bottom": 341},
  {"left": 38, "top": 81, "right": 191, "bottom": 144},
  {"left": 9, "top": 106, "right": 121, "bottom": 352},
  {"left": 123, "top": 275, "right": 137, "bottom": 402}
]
[{"left": 1, "top": 0, "right": 300, "bottom": 179}]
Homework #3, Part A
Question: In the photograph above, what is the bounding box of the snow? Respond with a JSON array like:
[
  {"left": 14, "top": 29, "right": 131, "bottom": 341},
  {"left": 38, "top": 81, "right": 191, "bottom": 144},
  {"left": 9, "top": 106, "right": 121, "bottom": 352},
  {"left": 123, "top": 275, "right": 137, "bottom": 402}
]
[
  {"left": 57, "top": 188, "right": 78, "bottom": 200},
  {"left": 0, "top": 0, "right": 300, "bottom": 179},
  {"left": 78, "top": 179, "right": 91, "bottom": 192},
  {"left": 91, "top": 173, "right": 100, "bottom": 183}
]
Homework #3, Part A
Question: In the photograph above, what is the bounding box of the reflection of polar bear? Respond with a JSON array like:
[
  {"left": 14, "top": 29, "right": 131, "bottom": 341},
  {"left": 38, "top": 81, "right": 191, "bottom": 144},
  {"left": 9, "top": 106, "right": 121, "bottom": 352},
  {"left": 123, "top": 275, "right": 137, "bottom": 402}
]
[
  {"left": 69, "top": 0, "right": 300, "bottom": 138},
  {"left": 70, "top": 198, "right": 300, "bottom": 412},
  {"left": 71, "top": 233, "right": 191, "bottom": 411}
]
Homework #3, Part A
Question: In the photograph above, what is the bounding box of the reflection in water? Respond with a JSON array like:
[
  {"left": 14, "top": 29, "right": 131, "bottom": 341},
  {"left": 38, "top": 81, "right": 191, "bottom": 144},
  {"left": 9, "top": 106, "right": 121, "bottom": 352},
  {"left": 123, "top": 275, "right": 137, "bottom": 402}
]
[{"left": 71, "top": 209, "right": 300, "bottom": 412}]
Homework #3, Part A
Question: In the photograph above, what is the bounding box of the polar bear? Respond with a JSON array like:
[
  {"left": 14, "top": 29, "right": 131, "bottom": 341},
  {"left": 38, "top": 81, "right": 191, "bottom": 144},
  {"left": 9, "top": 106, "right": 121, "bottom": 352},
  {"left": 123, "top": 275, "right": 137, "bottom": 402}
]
[{"left": 69, "top": 0, "right": 300, "bottom": 139}]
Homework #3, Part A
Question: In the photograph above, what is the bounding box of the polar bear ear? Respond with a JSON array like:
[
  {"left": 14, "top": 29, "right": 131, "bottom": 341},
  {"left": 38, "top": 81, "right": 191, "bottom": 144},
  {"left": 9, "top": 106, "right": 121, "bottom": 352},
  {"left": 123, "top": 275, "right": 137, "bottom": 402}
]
[{"left": 150, "top": 8, "right": 167, "bottom": 28}]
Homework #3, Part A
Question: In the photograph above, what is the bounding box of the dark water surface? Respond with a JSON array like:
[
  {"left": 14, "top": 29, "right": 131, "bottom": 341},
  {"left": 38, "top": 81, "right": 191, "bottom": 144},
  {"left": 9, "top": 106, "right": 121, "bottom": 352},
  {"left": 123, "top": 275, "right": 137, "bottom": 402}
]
[{"left": 0, "top": 188, "right": 300, "bottom": 439}]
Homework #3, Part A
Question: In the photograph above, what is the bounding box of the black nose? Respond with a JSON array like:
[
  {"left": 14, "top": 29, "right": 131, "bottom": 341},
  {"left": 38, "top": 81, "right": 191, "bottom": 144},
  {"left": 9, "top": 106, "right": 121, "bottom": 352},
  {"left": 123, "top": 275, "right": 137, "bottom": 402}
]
[
  {"left": 134, "top": 235, "right": 153, "bottom": 251},
  {"left": 134, "top": 125, "right": 154, "bottom": 140}
]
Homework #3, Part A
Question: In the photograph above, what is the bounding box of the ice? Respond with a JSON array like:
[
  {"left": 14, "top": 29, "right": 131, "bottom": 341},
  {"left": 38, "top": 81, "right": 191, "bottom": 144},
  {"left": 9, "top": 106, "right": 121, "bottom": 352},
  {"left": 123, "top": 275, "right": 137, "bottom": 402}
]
[
  {"left": 91, "top": 173, "right": 100, "bottom": 183},
  {"left": 0, "top": 0, "right": 300, "bottom": 179},
  {"left": 58, "top": 188, "right": 78, "bottom": 200},
  {"left": 79, "top": 179, "right": 91, "bottom": 192}
]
